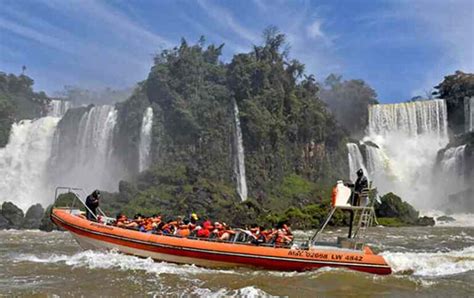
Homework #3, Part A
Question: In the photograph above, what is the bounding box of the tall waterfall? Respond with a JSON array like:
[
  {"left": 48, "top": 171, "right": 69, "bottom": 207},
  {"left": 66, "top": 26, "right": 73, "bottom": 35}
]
[
  {"left": 351, "top": 99, "right": 449, "bottom": 209},
  {"left": 368, "top": 99, "right": 448, "bottom": 137},
  {"left": 232, "top": 99, "right": 248, "bottom": 201},
  {"left": 465, "top": 97, "right": 474, "bottom": 133},
  {"left": 48, "top": 100, "right": 71, "bottom": 117},
  {"left": 0, "top": 117, "right": 60, "bottom": 210},
  {"left": 138, "top": 107, "right": 153, "bottom": 172},
  {"left": 347, "top": 143, "right": 369, "bottom": 181},
  {"left": 49, "top": 105, "right": 123, "bottom": 193}
]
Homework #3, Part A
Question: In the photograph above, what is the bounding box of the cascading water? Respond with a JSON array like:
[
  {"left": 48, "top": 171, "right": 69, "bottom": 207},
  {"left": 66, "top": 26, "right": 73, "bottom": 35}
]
[
  {"left": 465, "top": 97, "right": 474, "bottom": 133},
  {"left": 438, "top": 145, "right": 467, "bottom": 194},
  {"left": 0, "top": 117, "right": 60, "bottom": 210},
  {"left": 351, "top": 99, "right": 450, "bottom": 209},
  {"left": 48, "top": 100, "right": 71, "bottom": 117},
  {"left": 49, "top": 105, "right": 124, "bottom": 193},
  {"left": 138, "top": 107, "right": 153, "bottom": 172},
  {"left": 368, "top": 100, "right": 448, "bottom": 137},
  {"left": 232, "top": 99, "right": 248, "bottom": 201},
  {"left": 346, "top": 143, "right": 369, "bottom": 181}
]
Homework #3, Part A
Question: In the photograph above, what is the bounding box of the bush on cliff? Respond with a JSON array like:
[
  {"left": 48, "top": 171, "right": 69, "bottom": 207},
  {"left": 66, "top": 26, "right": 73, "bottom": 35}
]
[{"left": 0, "top": 72, "right": 50, "bottom": 147}]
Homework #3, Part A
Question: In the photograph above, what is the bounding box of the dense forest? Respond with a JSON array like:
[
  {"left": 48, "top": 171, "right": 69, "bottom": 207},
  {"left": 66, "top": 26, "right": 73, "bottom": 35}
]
[{"left": 103, "top": 30, "right": 352, "bottom": 228}]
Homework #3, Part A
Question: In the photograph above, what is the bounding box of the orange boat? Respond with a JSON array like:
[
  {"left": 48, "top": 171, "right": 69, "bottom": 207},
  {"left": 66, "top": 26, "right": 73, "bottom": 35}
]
[{"left": 51, "top": 185, "right": 392, "bottom": 275}]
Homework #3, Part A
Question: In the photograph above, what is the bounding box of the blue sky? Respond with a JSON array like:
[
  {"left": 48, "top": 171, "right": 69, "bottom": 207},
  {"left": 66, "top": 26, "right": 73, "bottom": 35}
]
[{"left": 0, "top": 0, "right": 473, "bottom": 103}]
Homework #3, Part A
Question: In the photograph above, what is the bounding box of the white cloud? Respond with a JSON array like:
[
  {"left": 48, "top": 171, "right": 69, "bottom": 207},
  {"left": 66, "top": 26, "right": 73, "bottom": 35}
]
[
  {"left": 0, "top": 0, "right": 176, "bottom": 91},
  {"left": 0, "top": 17, "right": 72, "bottom": 53},
  {"left": 38, "top": 0, "right": 172, "bottom": 51},
  {"left": 197, "top": 0, "right": 259, "bottom": 43},
  {"left": 306, "top": 19, "right": 324, "bottom": 39}
]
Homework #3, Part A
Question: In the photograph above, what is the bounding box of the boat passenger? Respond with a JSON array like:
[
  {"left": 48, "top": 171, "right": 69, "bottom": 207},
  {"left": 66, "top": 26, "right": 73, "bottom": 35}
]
[
  {"left": 150, "top": 214, "right": 162, "bottom": 230},
  {"left": 197, "top": 219, "right": 213, "bottom": 238},
  {"left": 141, "top": 217, "right": 155, "bottom": 233},
  {"left": 190, "top": 213, "right": 199, "bottom": 224},
  {"left": 211, "top": 222, "right": 226, "bottom": 239},
  {"left": 85, "top": 190, "right": 101, "bottom": 221},
  {"left": 161, "top": 220, "right": 177, "bottom": 235},
  {"left": 115, "top": 213, "right": 127, "bottom": 226},
  {"left": 248, "top": 224, "right": 262, "bottom": 244},
  {"left": 275, "top": 223, "right": 293, "bottom": 246},
  {"left": 115, "top": 214, "right": 140, "bottom": 229},
  {"left": 261, "top": 228, "right": 277, "bottom": 243},
  {"left": 177, "top": 218, "right": 192, "bottom": 237},
  {"left": 131, "top": 214, "right": 145, "bottom": 230},
  {"left": 218, "top": 223, "right": 235, "bottom": 241}
]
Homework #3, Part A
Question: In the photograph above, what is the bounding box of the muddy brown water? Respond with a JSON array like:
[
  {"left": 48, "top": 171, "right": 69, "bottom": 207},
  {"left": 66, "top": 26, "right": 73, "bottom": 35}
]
[{"left": 0, "top": 224, "right": 473, "bottom": 297}]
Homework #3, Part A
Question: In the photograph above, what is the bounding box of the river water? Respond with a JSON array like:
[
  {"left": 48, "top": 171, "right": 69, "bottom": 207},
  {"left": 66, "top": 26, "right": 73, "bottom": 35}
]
[{"left": 1, "top": 222, "right": 473, "bottom": 297}]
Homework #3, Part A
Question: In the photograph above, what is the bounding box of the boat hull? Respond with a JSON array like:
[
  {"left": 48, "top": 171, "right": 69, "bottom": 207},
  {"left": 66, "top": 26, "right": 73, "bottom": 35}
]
[{"left": 51, "top": 209, "right": 391, "bottom": 275}]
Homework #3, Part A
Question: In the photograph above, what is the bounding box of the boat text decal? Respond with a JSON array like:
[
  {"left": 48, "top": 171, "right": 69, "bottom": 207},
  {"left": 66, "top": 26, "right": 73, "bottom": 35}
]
[{"left": 288, "top": 250, "right": 363, "bottom": 262}]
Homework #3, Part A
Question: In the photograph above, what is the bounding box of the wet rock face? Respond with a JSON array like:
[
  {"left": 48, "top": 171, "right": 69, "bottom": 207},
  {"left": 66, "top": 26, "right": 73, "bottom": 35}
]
[
  {"left": 39, "top": 205, "right": 56, "bottom": 232},
  {"left": 437, "top": 215, "right": 456, "bottom": 222},
  {"left": 416, "top": 216, "right": 435, "bottom": 226},
  {"left": 0, "top": 214, "right": 9, "bottom": 229},
  {"left": 22, "top": 204, "right": 45, "bottom": 229},
  {"left": 375, "top": 192, "right": 419, "bottom": 224},
  {"left": 1, "top": 202, "right": 25, "bottom": 229}
]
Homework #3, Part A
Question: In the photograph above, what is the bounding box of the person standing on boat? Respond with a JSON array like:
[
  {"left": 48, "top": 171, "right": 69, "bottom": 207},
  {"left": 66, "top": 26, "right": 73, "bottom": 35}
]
[
  {"left": 85, "top": 190, "right": 101, "bottom": 221},
  {"left": 347, "top": 169, "right": 368, "bottom": 238},
  {"left": 353, "top": 169, "right": 368, "bottom": 206}
]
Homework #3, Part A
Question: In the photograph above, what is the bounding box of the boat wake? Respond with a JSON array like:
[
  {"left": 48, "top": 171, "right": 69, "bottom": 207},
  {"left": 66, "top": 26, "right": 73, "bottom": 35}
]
[
  {"left": 381, "top": 246, "right": 474, "bottom": 277},
  {"left": 12, "top": 250, "right": 274, "bottom": 296},
  {"left": 13, "top": 250, "right": 237, "bottom": 277}
]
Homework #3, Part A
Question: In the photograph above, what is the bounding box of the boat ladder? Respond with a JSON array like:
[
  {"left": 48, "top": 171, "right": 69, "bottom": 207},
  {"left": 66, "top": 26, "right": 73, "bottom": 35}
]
[{"left": 353, "top": 207, "right": 375, "bottom": 239}]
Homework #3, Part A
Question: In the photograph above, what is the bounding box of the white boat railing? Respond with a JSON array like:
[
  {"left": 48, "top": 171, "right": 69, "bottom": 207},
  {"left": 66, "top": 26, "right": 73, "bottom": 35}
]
[{"left": 53, "top": 186, "right": 111, "bottom": 223}]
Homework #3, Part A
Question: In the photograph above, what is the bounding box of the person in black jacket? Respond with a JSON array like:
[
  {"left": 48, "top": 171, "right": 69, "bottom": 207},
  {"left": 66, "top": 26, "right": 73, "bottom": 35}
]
[
  {"left": 353, "top": 169, "right": 368, "bottom": 206},
  {"left": 85, "top": 190, "right": 101, "bottom": 221},
  {"left": 348, "top": 169, "right": 368, "bottom": 238}
]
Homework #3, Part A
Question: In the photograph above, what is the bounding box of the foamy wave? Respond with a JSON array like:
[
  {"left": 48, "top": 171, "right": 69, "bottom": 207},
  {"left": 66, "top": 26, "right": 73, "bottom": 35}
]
[
  {"left": 192, "top": 286, "right": 273, "bottom": 297},
  {"left": 14, "top": 250, "right": 236, "bottom": 276},
  {"left": 382, "top": 246, "right": 474, "bottom": 276}
]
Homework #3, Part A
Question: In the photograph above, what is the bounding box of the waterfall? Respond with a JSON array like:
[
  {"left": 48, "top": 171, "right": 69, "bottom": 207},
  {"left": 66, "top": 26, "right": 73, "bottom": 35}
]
[
  {"left": 364, "top": 145, "right": 392, "bottom": 178},
  {"left": 48, "top": 100, "right": 71, "bottom": 117},
  {"left": 439, "top": 145, "right": 467, "bottom": 193},
  {"left": 49, "top": 105, "right": 123, "bottom": 193},
  {"left": 0, "top": 117, "right": 60, "bottom": 210},
  {"left": 138, "top": 107, "right": 153, "bottom": 172},
  {"left": 368, "top": 99, "right": 448, "bottom": 137},
  {"left": 465, "top": 97, "right": 474, "bottom": 133},
  {"left": 351, "top": 99, "right": 450, "bottom": 209},
  {"left": 347, "top": 143, "right": 369, "bottom": 181},
  {"left": 232, "top": 99, "right": 248, "bottom": 201}
]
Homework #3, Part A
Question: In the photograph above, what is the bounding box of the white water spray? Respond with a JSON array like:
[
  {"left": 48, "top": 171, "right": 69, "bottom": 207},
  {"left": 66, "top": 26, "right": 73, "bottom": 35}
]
[
  {"left": 346, "top": 143, "right": 369, "bottom": 181},
  {"left": 49, "top": 105, "right": 123, "bottom": 193},
  {"left": 465, "top": 97, "right": 474, "bottom": 133},
  {"left": 48, "top": 100, "right": 71, "bottom": 117},
  {"left": 232, "top": 99, "right": 248, "bottom": 201},
  {"left": 438, "top": 145, "right": 467, "bottom": 196},
  {"left": 138, "top": 107, "right": 153, "bottom": 172},
  {"left": 0, "top": 117, "right": 60, "bottom": 210},
  {"left": 350, "top": 100, "right": 450, "bottom": 209}
]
